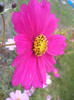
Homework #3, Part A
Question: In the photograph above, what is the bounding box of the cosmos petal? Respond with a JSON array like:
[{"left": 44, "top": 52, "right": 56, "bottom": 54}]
[
  {"left": 12, "top": 4, "right": 34, "bottom": 38},
  {"left": 20, "top": 4, "right": 35, "bottom": 37},
  {"left": 36, "top": 1, "right": 51, "bottom": 35},
  {"left": 28, "top": 0, "right": 40, "bottom": 36},
  {"left": 12, "top": 50, "right": 32, "bottom": 67},
  {"left": 21, "top": 93, "right": 29, "bottom": 100},
  {"left": 14, "top": 34, "right": 32, "bottom": 54},
  {"left": 38, "top": 57, "right": 46, "bottom": 85},
  {"left": 47, "top": 35, "right": 67, "bottom": 56},
  {"left": 32, "top": 58, "right": 43, "bottom": 88},
  {"left": 21, "top": 54, "right": 37, "bottom": 90},
  {"left": 15, "top": 90, "right": 21, "bottom": 98},
  {"left": 6, "top": 98, "right": 11, "bottom": 100},
  {"left": 41, "top": 0, "right": 47, "bottom": 7},
  {"left": 12, "top": 61, "right": 26, "bottom": 86},
  {"left": 43, "top": 14, "right": 59, "bottom": 38},
  {"left": 12, "top": 12, "right": 25, "bottom": 34},
  {"left": 10, "top": 92, "right": 15, "bottom": 99},
  {"left": 42, "top": 53, "right": 56, "bottom": 72}
]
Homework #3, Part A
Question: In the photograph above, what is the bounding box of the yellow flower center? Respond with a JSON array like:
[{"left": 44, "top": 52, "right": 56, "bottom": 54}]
[
  {"left": 33, "top": 34, "right": 48, "bottom": 57},
  {"left": 17, "top": 99, "right": 20, "bottom": 100},
  {"left": 55, "top": 71, "right": 57, "bottom": 74}
]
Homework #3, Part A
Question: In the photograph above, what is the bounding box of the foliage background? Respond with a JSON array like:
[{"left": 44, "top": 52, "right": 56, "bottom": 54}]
[{"left": 0, "top": 0, "right": 74, "bottom": 100}]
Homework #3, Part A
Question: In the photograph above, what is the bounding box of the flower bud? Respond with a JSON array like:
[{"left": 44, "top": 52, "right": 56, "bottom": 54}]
[
  {"left": 12, "top": 3, "right": 17, "bottom": 9},
  {"left": 0, "top": 2, "right": 4, "bottom": 12}
]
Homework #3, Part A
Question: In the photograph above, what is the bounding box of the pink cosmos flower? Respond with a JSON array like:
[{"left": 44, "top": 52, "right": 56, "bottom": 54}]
[
  {"left": 11, "top": 0, "right": 67, "bottom": 90},
  {"left": 47, "top": 95, "right": 51, "bottom": 100},
  {"left": 24, "top": 87, "right": 35, "bottom": 96},
  {"left": 6, "top": 90, "right": 29, "bottom": 100},
  {"left": 5, "top": 38, "right": 16, "bottom": 51},
  {"left": 53, "top": 68, "right": 60, "bottom": 78}
]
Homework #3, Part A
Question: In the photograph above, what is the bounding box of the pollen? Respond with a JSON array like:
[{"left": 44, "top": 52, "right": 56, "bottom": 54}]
[
  {"left": 17, "top": 99, "right": 20, "bottom": 100},
  {"left": 55, "top": 71, "right": 57, "bottom": 74},
  {"left": 33, "top": 34, "right": 48, "bottom": 57}
]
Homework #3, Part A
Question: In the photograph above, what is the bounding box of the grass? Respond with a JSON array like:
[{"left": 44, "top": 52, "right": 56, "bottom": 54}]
[{"left": 50, "top": 0, "right": 74, "bottom": 27}]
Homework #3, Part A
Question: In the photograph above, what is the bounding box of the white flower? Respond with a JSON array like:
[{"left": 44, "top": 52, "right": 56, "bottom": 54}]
[
  {"left": 24, "top": 87, "right": 35, "bottom": 96},
  {"left": 61, "top": 1, "right": 67, "bottom": 5},
  {"left": 47, "top": 95, "right": 51, "bottom": 100},
  {"left": 43, "top": 74, "right": 52, "bottom": 88},
  {"left": 5, "top": 38, "right": 16, "bottom": 51},
  {"left": 6, "top": 90, "right": 29, "bottom": 100}
]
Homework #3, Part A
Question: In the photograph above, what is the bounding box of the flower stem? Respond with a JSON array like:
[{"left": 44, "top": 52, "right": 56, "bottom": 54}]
[
  {"left": 0, "top": 43, "right": 15, "bottom": 48},
  {"left": 1, "top": 14, "right": 5, "bottom": 45}
]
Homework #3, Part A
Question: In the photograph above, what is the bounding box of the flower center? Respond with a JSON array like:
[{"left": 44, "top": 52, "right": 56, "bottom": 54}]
[
  {"left": 55, "top": 71, "right": 57, "bottom": 74},
  {"left": 33, "top": 34, "right": 48, "bottom": 57},
  {"left": 17, "top": 99, "right": 20, "bottom": 100}
]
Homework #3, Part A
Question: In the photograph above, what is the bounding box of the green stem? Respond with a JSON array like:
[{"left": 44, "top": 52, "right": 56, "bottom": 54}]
[
  {"left": 0, "top": 43, "right": 15, "bottom": 48},
  {"left": 1, "top": 14, "right": 5, "bottom": 45}
]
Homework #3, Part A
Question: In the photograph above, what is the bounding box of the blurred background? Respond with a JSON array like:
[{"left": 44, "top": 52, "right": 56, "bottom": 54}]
[{"left": 0, "top": 0, "right": 74, "bottom": 100}]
